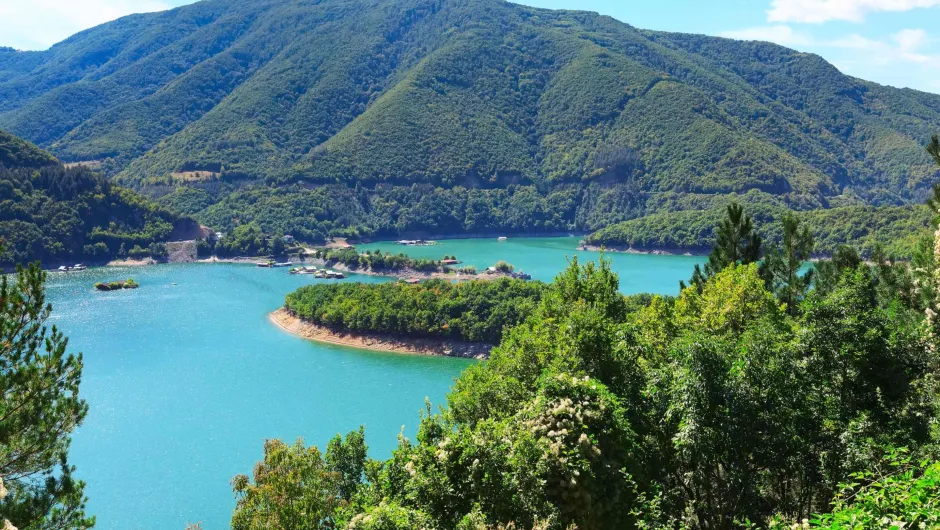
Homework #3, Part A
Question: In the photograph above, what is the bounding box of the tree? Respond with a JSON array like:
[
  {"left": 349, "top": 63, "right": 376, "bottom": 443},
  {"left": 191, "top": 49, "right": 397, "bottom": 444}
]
[
  {"left": 128, "top": 245, "right": 148, "bottom": 259},
  {"left": 763, "top": 212, "right": 815, "bottom": 314},
  {"left": 231, "top": 439, "right": 341, "bottom": 530},
  {"left": 685, "top": 203, "right": 762, "bottom": 290},
  {"left": 272, "top": 235, "right": 286, "bottom": 257},
  {"left": 325, "top": 427, "right": 367, "bottom": 501},
  {"left": 928, "top": 134, "right": 940, "bottom": 167},
  {"left": 814, "top": 245, "right": 861, "bottom": 295},
  {"left": 925, "top": 135, "right": 940, "bottom": 218},
  {"left": 0, "top": 258, "right": 93, "bottom": 530}
]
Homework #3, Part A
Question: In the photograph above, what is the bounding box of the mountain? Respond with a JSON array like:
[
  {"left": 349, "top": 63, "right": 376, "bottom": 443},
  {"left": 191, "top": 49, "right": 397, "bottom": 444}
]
[
  {"left": 0, "top": 130, "right": 200, "bottom": 266},
  {"left": 1, "top": 0, "right": 938, "bottom": 243}
]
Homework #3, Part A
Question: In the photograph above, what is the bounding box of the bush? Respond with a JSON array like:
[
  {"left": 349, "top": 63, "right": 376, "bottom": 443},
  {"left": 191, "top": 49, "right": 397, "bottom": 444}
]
[
  {"left": 494, "top": 260, "right": 514, "bottom": 273},
  {"left": 128, "top": 245, "right": 149, "bottom": 259}
]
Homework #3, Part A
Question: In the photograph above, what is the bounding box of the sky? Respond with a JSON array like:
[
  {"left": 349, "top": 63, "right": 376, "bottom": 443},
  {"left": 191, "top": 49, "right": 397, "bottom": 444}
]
[{"left": 0, "top": 0, "right": 938, "bottom": 93}]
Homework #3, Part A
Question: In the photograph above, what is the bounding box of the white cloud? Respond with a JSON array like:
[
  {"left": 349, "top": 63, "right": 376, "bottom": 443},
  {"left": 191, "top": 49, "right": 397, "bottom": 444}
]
[
  {"left": 829, "top": 28, "right": 934, "bottom": 64},
  {"left": 0, "top": 0, "right": 171, "bottom": 50},
  {"left": 720, "top": 25, "right": 815, "bottom": 46},
  {"left": 722, "top": 25, "right": 937, "bottom": 66},
  {"left": 768, "top": 0, "right": 940, "bottom": 24}
]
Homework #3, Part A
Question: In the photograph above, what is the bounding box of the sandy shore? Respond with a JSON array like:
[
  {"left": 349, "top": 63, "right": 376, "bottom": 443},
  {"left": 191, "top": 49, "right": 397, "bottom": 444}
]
[{"left": 269, "top": 308, "right": 492, "bottom": 359}]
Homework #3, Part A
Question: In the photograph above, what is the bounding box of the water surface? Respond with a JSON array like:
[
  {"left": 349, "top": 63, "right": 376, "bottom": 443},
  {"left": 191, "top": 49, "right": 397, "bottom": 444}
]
[
  {"left": 358, "top": 236, "right": 702, "bottom": 294},
  {"left": 43, "top": 237, "right": 702, "bottom": 529},
  {"left": 47, "top": 264, "right": 470, "bottom": 530}
]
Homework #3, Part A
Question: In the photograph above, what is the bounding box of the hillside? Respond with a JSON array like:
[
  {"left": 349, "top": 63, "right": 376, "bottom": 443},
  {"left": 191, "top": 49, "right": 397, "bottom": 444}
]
[
  {"left": 583, "top": 196, "right": 933, "bottom": 257},
  {"left": 1, "top": 0, "right": 938, "bottom": 242},
  {"left": 0, "top": 129, "right": 200, "bottom": 266},
  {"left": 0, "top": 129, "right": 58, "bottom": 168}
]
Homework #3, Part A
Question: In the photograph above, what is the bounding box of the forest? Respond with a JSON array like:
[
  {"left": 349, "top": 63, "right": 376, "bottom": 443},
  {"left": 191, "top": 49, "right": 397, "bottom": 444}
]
[
  {"left": 225, "top": 137, "right": 940, "bottom": 530},
  {"left": 0, "top": 130, "right": 195, "bottom": 266},
  {"left": 2, "top": 0, "right": 939, "bottom": 249},
  {"left": 285, "top": 278, "right": 547, "bottom": 344},
  {"left": 584, "top": 201, "right": 933, "bottom": 257}
]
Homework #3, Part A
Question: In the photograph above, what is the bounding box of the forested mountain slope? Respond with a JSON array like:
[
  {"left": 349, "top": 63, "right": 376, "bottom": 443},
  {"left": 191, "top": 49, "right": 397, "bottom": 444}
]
[
  {"left": 1, "top": 0, "right": 938, "bottom": 241},
  {"left": 0, "top": 130, "right": 199, "bottom": 266}
]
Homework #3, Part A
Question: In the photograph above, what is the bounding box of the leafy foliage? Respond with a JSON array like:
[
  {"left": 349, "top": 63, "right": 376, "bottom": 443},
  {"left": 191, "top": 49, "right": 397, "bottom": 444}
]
[
  {"left": 285, "top": 278, "right": 546, "bottom": 344},
  {"left": 0, "top": 130, "right": 57, "bottom": 169},
  {"left": 235, "top": 204, "right": 940, "bottom": 529},
  {"left": 763, "top": 212, "right": 815, "bottom": 313},
  {"left": 685, "top": 203, "right": 762, "bottom": 289},
  {"left": 585, "top": 201, "right": 933, "bottom": 258},
  {"left": 806, "top": 452, "right": 940, "bottom": 530},
  {"left": 0, "top": 129, "right": 197, "bottom": 266},
  {"left": 2, "top": 0, "right": 938, "bottom": 246},
  {"left": 0, "top": 260, "right": 94, "bottom": 530}
]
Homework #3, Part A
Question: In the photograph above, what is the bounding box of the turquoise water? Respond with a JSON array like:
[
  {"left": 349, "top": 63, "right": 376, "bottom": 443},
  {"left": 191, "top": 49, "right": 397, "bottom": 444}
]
[
  {"left": 358, "top": 236, "right": 703, "bottom": 294},
  {"left": 45, "top": 264, "right": 470, "bottom": 530},
  {"left": 42, "top": 238, "right": 702, "bottom": 529}
]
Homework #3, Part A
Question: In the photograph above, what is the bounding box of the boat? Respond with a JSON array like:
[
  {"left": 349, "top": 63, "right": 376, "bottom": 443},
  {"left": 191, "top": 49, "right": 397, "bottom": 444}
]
[
  {"left": 256, "top": 261, "right": 273, "bottom": 268},
  {"left": 272, "top": 261, "right": 293, "bottom": 268},
  {"left": 58, "top": 266, "right": 70, "bottom": 272},
  {"left": 72, "top": 264, "right": 87, "bottom": 271},
  {"left": 498, "top": 237, "right": 508, "bottom": 241}
]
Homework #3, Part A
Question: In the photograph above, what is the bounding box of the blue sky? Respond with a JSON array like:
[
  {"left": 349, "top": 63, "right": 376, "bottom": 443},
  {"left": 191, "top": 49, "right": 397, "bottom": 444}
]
[{"left": 1, "top": 0, "right": 938, "bottom": 93}]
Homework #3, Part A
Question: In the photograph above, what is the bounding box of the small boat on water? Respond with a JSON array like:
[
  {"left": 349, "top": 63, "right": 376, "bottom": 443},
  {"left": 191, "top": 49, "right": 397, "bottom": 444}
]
[
  {"left": 257, "top": 261, "right": 274, "bottom": 268},
  {"left": 58, "top": 266, "right": 70, "bottom": 272},
  {"left": 273, "top": 261, "right": 294, "bottom": 268},
  {"left": 72, "top": 264, "right": 87, "bottom": 271},
  {"left": 498, "top": 237, "right": 508, "bottom": 241}
]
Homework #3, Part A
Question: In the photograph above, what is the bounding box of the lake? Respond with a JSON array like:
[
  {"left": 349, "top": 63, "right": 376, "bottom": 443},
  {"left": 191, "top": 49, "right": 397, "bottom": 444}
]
[
  {"left": 43, "top": 237, "right": 701, "bottom": 529},
  {"left": 358, "top": 236, "right": 702, "bottom": 293}
]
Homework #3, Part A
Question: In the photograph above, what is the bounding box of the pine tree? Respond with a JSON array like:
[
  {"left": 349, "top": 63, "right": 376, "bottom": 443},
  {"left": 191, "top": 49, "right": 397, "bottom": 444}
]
[
  {"left": 0, "top": 255, "right": 93, "bottom": 530},
  {"left": 928, "top": 134, "right": 940, "bottom": 167},
  {"left": 763, "top": 212, "right": 815, "bottom": 314},
  {"left": 684, "top": 203, "right": 762, "bottom": 290}
]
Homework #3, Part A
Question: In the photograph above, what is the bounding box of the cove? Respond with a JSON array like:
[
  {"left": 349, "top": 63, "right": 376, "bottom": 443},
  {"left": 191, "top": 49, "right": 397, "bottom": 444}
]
[{"left": 43, "top": 237, "right": 703, "bottom": 529}]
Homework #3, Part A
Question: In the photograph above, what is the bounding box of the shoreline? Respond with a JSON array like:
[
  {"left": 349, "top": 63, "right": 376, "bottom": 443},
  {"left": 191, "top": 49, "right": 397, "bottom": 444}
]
[
  {"left": 577, "top": 244, "right": 702, "bottom": 257},
  {"left": 304, "top": 258, "right": 519, "bottom": 281},
  {"left": 269, "top": 308, "right": 492, "bottom": 359},
  {"left": 357, "top": 231, "right": 586, "bottom": 244}
]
